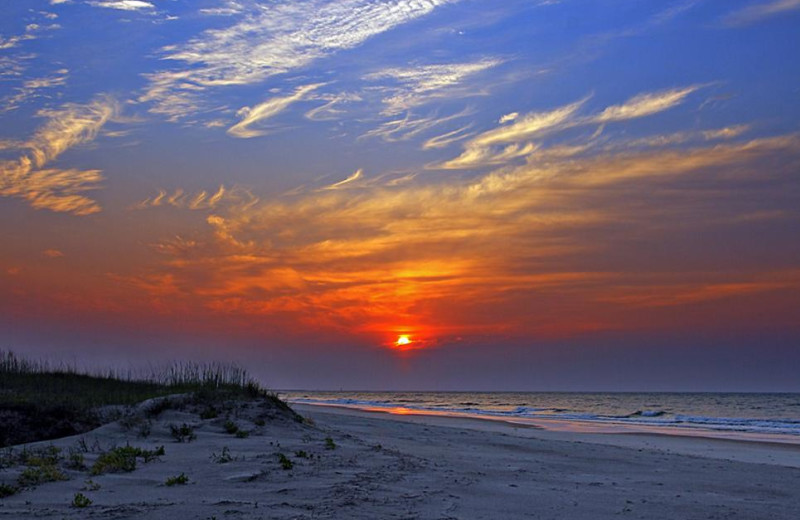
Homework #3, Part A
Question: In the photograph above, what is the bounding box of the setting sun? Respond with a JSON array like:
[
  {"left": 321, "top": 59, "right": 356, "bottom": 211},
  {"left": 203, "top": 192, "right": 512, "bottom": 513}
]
[{"left": 396, "top": 335, "right": 411, "bottom": 346}]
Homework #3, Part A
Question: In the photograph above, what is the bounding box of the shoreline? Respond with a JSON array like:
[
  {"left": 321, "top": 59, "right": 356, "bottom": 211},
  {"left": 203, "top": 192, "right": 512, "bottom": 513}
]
[
  {"left": 287, "top": 399, "right": 800, "bottom": 443},
  {"left": 293, "top": 402, "right": 800, "bottom": 468}
]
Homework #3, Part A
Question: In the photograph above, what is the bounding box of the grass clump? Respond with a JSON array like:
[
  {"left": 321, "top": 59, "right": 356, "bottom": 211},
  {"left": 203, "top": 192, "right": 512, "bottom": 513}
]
[
  {"left": 71, "top": 492, "right": 92, "bottom": 508},
  {"left": 277, "top": 453, "right": 293, "bottom": 470},
  {"left": 324, "top": 437, "right": 337, "bottom": 450},
  {"left": 223, "top": 420, "right": 239, "bottom": 435},
  {"left": 17, "top": 464, "right": 67, "bottom": 487},
  {"left": 235, "top": 430, "right": 250, "bottom": 439},
  {"left": 169, "top": 423, "right": 196, "bottom": 443},
  {"left": 210, "top": 447, "right": 234, "bottom": 464},
  {"left": 90, "top": 445, "right": 163, "bottom": 475},
  {"left": 1, "top": 350, "right": 295, "bottom": 447},
  {"left": 0, "top": 482, "right": 19, "bottom": 498},
  {"left": 294, "top": 450, "right": 308, "bottom": 459},
  {"left": 165, "top": 473, "right": 189, "bottom": 486}
]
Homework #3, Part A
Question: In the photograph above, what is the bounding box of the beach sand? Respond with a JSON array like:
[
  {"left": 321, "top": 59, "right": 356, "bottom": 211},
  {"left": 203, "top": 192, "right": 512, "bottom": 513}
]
[{"left": 2, "top": 400, "right": 799, "bottom": 519}]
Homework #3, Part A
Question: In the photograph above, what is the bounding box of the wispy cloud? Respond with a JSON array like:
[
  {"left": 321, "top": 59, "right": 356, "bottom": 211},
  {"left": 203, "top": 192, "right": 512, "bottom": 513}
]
[
  {"left": 227, "top": 83, "right": 323, "bottom": 138},
  {"left": 593, "top": 85, "right": 703, "bottom": 122},
  {"left": 437, "top": 85, "right": 705, "bottom": 169},
  {"left": 130, "top": 134, "right": 800, "bottom": 339},
  {"left": 134, "top": 185, "right": 258, "bottom": 210},
  {"left": 87, "top": 1, "right": 155, "bottom": 11},
  {"left": 0, "top": 96, "right": 118, "bottom": 215},
  {"left": 321, "top": 169, "right": 364, "bottom": 190},
  {"left": 361, "top": 107, "right": 473, "bottom": 143},
  {"left": 1, "top": 68, "right": 69, "bottom": 113},
  {"left": 722, "top": 0, "right": 800, "bottom": 26},
  {"left": 141, "top": 0, "right": 458, "bottom": 121},
  {"left": 364, "top": 59, "right": 502, "bottom": 115}
]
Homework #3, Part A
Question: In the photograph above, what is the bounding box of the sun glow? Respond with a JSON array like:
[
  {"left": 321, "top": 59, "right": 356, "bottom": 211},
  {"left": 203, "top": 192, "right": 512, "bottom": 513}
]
[{"left": 396, "top": 335, "right": 411, "bottom": 346}]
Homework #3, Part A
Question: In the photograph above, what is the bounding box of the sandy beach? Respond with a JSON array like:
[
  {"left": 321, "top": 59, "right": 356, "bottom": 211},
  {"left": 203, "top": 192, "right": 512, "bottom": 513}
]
[{"left": 1, "top": 398, "right": 799, "bottom": 519}]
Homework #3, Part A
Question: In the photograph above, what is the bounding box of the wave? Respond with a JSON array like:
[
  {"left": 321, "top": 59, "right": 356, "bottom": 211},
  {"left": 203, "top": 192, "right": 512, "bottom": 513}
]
[{"left": 289, "top": 397, "right": 800, "bottom": 436}]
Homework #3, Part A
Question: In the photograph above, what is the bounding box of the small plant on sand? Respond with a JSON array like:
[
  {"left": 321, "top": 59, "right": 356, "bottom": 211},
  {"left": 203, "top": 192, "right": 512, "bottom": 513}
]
[
  {"left": 210, "top": 446, "right": 234, "bottom": 464},
  {"left": 0, "top": 482, "right": 19, "bottom": 498},
  {"left": 324, "top": 437, "right": 336, "bottom": 450},
  {"left": 165, "top": 473, "right": 189, "bottom": 486},
  {"left": 17, "top": 464, "right": 68, "bottom": 487},
  {"left": 253, "top": 417, "right": 266, "bottom": 426},
  {"left": 71, "top": 492, "right": 92, "bottom": 508},
  {"left": 20, "top": 445, "right": 62, "bottom": 466},
  {"left": 223, "top": 420, "right": 239, "bottom": 435},
  {"left": 199, "top": 406, "right": 219, "bottom": 420},
  {"left": 90, "top": 445, "right": 163, "bottom": 475},
  {"left": 277, "top": 453, "right": 293, "bottom": 470},
  {"left": 66, "top": 451, "right": 86, "bottom": 470},
  {"left": 169, "top": 423, "right": 196, "bottom": 443},
  {"left": 235, "top": 429, "right": 250, "bottom": 439},
  {"left": 83, "top": 479, "right": 101, "bottom": 491},
  {"left": 294, "top": 450, "right": 308, "bottom": 459}
]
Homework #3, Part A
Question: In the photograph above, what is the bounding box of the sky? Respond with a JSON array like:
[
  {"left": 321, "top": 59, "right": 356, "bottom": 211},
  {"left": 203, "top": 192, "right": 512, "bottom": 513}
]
[{"left": 1, "top": 0, "right": 799, "bottom": 391}]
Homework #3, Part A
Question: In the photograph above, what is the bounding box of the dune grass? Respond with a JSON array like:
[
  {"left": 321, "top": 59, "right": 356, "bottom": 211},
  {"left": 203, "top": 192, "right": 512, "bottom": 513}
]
[{"left": 0, "top": 350, "right": 290, "bottom": 447}]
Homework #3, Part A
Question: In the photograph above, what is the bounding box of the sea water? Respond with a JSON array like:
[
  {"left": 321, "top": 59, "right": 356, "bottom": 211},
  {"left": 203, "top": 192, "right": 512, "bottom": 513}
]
[{"left": 283, "top": 391, "right": 800, "bottom": 442}]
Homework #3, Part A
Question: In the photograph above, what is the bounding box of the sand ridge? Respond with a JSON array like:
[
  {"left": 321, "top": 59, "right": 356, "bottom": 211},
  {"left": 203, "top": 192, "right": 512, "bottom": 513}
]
[{"left": 1, "top": 398, "right": 799, "bottom": 519}]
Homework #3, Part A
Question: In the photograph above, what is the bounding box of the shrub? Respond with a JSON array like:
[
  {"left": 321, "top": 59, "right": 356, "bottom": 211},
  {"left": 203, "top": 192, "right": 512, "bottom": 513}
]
[
  {"left": 90, "top": 445, "right": 163, "bottom": 475},
  {"left": 199, "top": 407, "right": 218, "bottom": 420},
  {"left": 223, "top": 420, "right": 238, "bottom": 435},
  {"left": 165, "top": 473, "right": 189, "bottom": 486},
  {"left": 17, "top": 464, "right": 67, "bottom": 487},
  {"left": 324, "top": 437, "right": 336, "bottom": 450},
  {"left": 83, "top": 479, "right": 101, "bottom": 491},
  {"left": 169, "top": 423, "right": 196, "bottom": 443},
  {"left": 0, "top": 482, "right": 18, "bottom": 498},
  {"left": 210, "top": 447, "right": 234, "bottom": 464},
  {"left": 277, "top": 453, "right": 293, "bottom": 470},
  {"left": 235, "top": 430, "right": 250, "bottom": 439},
  {"left": 253, "top": 418, "right": 266, "bottom": 426},
  {"left": 66, "top": 452, "right": 86, "bottom": 470},
  {"left": 294, "top": 450, "right": 308, "bottom": 459},
  {"left": 72, "top": 492, "right": 92, "bottom": 508}
]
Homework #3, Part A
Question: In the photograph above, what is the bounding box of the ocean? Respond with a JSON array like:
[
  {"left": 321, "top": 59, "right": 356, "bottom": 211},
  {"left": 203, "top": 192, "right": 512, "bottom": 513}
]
[{"left": 282, "top": 391, "right": 800, "bottom": 442}]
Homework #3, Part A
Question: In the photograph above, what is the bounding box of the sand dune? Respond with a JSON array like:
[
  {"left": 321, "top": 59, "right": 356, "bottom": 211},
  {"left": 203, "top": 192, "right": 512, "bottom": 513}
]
[{"left": 2, "top": 399, "right": 799, "bottom": 519}]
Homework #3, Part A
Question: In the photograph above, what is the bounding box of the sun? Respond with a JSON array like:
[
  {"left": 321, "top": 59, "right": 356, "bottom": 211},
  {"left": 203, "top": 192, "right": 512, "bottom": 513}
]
[{"left": 395, "top": 335, "right": 411, "bottom": 347}]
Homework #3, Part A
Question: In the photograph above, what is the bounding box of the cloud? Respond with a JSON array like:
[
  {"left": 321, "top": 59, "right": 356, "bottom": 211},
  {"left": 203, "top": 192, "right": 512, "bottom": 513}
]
[
  {"left": 594, "top": 85, "right": 703, "bottom": 123},
  {"left": 0, "top": 96, "right": 118, "bottom": 215},
  {"left": 87, "top": 1, "right": 155, "bottom": 11},
  {"left": 322, "top": 169, "right": 364, "bottom": 190},
  {"left": 437, "top": 96, "right": 587, "bottom": 169},
  {"left": 129, "top": 133, "right": 800, "bottom": 340},
  {"left": 422, "top": 124, "right": 475, "bottom": 150},
  {"left": 227, "top": 83, "right": 323, "bottom": 138},
  {"left": 364, "top": 59, "right": 502, "bottom": 115},
  {"left": 43, "top": 249, "right": 64, "bottom": 258},
  {"left": 361, "top": 107, "right": 473, "bottom": 143},
  {"left": 1, "top": 68, "right": 69, "bottom": 113},
  {"left": 134, "top": 185, "right": 258, "bottom": 210},
  {"left": 437, "top": 85, "right": 706, "bottom": 169},
  {"left": 141, "top": 0, "right": 458, "bottom": 121},
  {"left": 722, "top": 0, "right": 800, "bottom": 26}
]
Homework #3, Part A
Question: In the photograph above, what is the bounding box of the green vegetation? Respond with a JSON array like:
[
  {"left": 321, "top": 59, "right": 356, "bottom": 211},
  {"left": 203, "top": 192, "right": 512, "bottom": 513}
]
[
  {"left": 165, "top": 473, "right": 189, "bottom": 486},
  {"left": 169, "top": 423, "right": 196, "bottom": 443},
  {"left": 71, "top": 492, "right": 92, "bottom": 508},
  {"left": 277, "top": 453, "right": 293, "bottom": 470},
  {"left": 210, "top": 446, "right": 234, "bottom": 464},
  {"left": 83, "top": 479, "right": 101, "bottom": 491},
  {"left": 235, "top": 429, "right": 250, "bottom": 439},
  {"left": 17, "top": 464, "right": 68, "bottom": 487},
  {"left": 90, "top": 445, "right": 163, "bottom": 475},
  {"left": 223, "top": 420, "right": 239, "bottom": 435},
  {"left": 0, "top": 350, "right": 294, "bottom": 447},
  {"left": 0, "top": 482, "right": 19, "bottom": 498},
  {"left": 294, "top": 450, "right": 308, "bottom": 459},
  {"left": 324, "top": 437, "right": 337, "bottom": 450}
]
